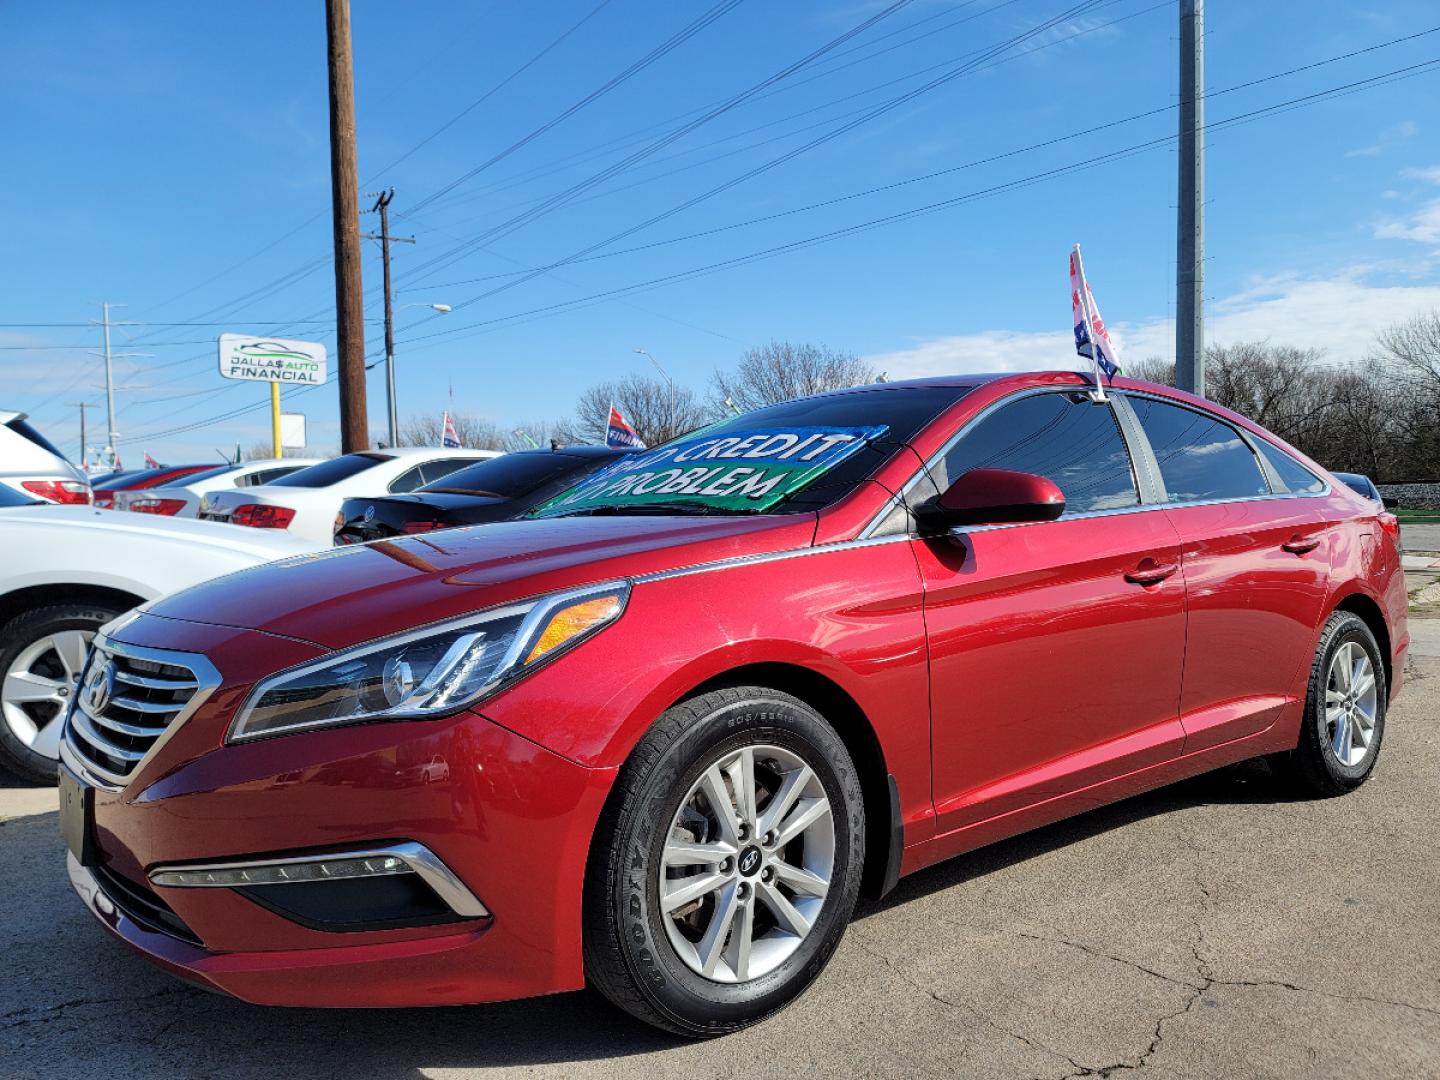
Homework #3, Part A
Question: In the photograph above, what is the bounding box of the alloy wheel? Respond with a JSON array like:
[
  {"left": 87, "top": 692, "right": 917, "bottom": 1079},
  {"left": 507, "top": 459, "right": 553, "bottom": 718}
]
[
  {"left": 1325, "top": 640, "right": 1378, "bottom": 768},
  {"left": 1, "top": 629, "right": 92, "bottom": 760},
  {"left": 659, "top": 744, "right": 835, "bottom": 984}
]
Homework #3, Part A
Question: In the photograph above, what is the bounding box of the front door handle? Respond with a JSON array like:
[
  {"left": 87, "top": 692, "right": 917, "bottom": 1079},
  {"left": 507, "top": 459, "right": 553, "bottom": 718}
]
[
  {"left": 1282, "top": 536, "right": 1321, "bottom": 555},
  {"left": 1124, "top": 561, "right": 1179, "bottom": 586}
]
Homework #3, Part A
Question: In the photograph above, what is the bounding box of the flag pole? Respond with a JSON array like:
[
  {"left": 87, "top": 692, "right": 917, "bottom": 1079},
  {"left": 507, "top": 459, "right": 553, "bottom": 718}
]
[{"left": 1072, "top": 243, "right": 1107, "bottom": 402}]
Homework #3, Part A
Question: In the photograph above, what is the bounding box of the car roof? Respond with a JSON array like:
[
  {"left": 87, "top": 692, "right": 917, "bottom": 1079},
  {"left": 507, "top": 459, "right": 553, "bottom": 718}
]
[{"left": 365, "top": 446, "right": 501, "bottom": 460}]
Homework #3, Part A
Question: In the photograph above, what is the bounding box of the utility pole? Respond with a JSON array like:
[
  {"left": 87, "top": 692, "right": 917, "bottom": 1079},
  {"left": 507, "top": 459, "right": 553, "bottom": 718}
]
[
  {"left": 101, "top": 303, "right": 119, "bottom": 461},
  {"left": 1176, "top": 0, "right": 1205, "bottom": 397},
  {"left": 326, "top": 0, "right": 368, "bottom": 451},
  {"left": 362, "top": 189, "right": 415, "bottom": 449},
  {"left": 66, "top": 401, "right": 95, "bottom": 469}
]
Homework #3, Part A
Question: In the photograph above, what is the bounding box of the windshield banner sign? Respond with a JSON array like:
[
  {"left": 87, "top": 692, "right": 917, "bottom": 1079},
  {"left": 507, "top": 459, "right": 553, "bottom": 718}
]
[{"left": 534, "top": 425, "right": 889, "bottom": 515}]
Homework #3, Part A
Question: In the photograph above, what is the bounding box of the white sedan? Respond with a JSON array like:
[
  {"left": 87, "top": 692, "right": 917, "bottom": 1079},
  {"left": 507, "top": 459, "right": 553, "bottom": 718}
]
[
  {"left": 112, "top": 457, "right": 323, "bottom": 518},
  {"left": 197, "top": 447, "right": 499, "bottom": 542},
  {"left": 0, "top": 498, "right": 321, "bottom": 782}
]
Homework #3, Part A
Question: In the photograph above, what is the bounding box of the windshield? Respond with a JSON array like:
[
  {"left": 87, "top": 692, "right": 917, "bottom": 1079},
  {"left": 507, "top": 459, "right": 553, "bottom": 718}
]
[
  {"left": 534, "top": 385, "right": 969, "bottom": 517},
  {"left": 420, "top": 450, "right": 613, "bottom": 497},
  {"left": 268, "top": 453, "right": 389, "bottom": 488}
]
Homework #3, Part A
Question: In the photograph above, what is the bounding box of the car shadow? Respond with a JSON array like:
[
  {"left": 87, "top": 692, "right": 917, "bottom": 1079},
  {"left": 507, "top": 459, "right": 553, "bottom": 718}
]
[{"left": 0, "top": 758, "right": 1302, "bottom": 1075}]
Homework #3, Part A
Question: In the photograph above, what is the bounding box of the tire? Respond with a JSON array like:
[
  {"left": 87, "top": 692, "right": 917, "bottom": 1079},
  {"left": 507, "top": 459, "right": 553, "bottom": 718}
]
[
  {"left": 1270, "top": 611, "right": 1386, "bottom": 798},
  {"left": 0, "top": 604, "right": 117, "bottom": 784},
  {"left": 584, "top": 685, "right": 865, "bottom": 1037}
]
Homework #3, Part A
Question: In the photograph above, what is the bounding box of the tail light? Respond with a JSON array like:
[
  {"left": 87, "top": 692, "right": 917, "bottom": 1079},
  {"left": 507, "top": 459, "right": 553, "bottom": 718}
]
[
  {"left": 94, "top": 492, "right": 115, "bottom": 509},
  {"left": 231, "top": 504, "right": 296, "bottom": 529},
  {"left": 22, "top": 480, "right": 92, "bottom": 505},
  {"left": 1378, "top": 511, "right": 1403, "bottom": 553},
  {"left": 130, "top": 498, "right": 187, "bottom": 516},
  {"left": 401, "top": 520, "right": 450, "bottom": 535}
]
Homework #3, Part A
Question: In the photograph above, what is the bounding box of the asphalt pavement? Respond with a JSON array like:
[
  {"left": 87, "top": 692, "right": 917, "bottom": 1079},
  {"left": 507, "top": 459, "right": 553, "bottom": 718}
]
[{"left": 3, "top": 651, "right": 1438, "bottom": 1078}]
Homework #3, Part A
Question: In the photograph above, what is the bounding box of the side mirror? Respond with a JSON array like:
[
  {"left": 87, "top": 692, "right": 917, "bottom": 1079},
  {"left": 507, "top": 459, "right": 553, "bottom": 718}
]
[
  {"left": 1382, "top": 496, "right": 1399, "bottom": 510},
  {"left": 915, "top": 468, "right": 1066, "bottom": 533}
]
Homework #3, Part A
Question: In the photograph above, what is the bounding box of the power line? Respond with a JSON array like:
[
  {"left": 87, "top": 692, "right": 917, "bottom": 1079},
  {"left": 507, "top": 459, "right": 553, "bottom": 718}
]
[
  {"left": 406, "top": 0, "right": 755, "bottom": 216},
  {"left": 400, "top": 0, "right": 1114, "bottom": 305}
]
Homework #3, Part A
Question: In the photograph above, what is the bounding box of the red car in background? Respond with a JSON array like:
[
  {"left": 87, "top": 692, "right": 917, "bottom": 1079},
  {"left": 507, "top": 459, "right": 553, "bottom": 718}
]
[
  {"left": 59, "top": 372, "right": 1406, "bottom": 1037},
  {"left": 90, "top": 465, "right": 217, "bottom": 509}
]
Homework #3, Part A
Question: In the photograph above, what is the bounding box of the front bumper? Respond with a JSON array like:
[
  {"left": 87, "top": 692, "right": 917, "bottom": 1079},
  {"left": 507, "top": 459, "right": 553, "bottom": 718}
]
[{"left": 68, "top": 618, "right": 616, "bottom": 1007}]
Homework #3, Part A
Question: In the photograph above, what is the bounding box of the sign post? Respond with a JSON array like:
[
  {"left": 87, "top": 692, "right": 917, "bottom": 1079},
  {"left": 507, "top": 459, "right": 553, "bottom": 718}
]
[{"left": 216, "top": 335, "right": 329, "bottom": 461}]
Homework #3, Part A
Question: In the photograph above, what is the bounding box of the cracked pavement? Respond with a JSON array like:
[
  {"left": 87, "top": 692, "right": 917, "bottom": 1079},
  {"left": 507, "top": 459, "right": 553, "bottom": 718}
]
[{"left": 2, "top": 659, "right": 1438, "bottom": 1078}]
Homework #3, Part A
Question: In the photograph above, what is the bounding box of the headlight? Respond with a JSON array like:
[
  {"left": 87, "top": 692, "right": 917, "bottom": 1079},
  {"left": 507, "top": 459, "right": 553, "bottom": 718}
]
[{"left": 228, "top": 581, "right": 629, "bottom": 742}]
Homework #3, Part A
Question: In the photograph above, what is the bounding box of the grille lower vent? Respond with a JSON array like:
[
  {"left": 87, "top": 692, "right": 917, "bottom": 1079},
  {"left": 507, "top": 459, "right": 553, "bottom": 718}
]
[{"left": 63, "top": 639, "right": 217, "bottom": 788}]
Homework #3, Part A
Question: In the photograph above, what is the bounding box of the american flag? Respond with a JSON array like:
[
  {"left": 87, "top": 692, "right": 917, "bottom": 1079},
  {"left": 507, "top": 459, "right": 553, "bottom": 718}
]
[{"left": 1070, "top": 245, "right": 1120, "bottom": 380}]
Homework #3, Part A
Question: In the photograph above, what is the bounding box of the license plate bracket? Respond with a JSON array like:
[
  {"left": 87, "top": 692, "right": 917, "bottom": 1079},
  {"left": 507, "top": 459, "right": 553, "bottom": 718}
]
[{"left": 58, "top": 762, "right": 97, "bottom": 867}]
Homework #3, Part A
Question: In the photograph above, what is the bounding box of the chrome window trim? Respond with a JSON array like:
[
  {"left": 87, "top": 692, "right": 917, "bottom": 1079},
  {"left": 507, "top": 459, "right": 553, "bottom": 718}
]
[
  {"left": 633, "top": 533, "right": 912, "bottom": 585},
  {"left": 60, "top": 637, "right": 221, "bottom": 793},
  {"left": 148, "top": 840, "right": 489, "bottom": 919},
  {"left": 858, "top": 384, "right": 1333, "bottom": 539}
]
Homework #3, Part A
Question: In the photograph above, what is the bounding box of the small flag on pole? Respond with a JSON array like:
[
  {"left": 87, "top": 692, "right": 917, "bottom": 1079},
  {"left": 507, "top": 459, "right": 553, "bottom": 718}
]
[
  {"left": 441, "top": 411, "right": 462, "bottom": 449},
  {"left": 1070, "top": 244, "right": 1120, "bottom": 394},
  {"left": 605, "top": 404, "right": 645, "bottom": 449},
  {"left": 143, "top": 451, "right": 160, "bottom": 468}
]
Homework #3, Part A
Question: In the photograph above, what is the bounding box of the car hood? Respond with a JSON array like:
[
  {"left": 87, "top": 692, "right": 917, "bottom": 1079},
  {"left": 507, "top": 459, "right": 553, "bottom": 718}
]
[
  {"left": 1, "top": 505, "right": 321, "bottom": 557},
  {"left": 144, "top": 512, "right": 817, "bottom": 649}
]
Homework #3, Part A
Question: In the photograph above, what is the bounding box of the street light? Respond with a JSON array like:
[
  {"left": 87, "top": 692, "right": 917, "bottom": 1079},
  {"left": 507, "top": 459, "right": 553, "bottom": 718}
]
[
  {"left": 385, "top": 303, "right": 451, "bottom": 447},
  {"left": 633, "top": 347, "right": 675, "bottom": 390}
]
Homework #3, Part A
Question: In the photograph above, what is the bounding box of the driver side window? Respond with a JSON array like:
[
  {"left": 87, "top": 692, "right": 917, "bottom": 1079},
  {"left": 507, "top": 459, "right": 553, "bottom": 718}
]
[{"left": 916, "top": 391, "right": 1140, "bottom": 518}]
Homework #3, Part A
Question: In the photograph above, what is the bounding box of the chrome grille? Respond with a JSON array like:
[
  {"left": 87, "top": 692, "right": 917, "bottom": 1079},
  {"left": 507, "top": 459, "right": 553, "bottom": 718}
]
[{"left": 62, "top": 637, "right": 220, "bottom": 789}]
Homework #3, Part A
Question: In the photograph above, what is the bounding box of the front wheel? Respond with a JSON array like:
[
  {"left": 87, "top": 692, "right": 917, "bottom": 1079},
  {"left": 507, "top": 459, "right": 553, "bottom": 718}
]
[
  {"left": 1271, "top": 610, "right": 1387, "bottom": 797},
  {"left": 0, "top": 604, "right": 118, "bottom": 784},
  {"left": 584, "top": 686, "right": 865, "bottom": 1037}
]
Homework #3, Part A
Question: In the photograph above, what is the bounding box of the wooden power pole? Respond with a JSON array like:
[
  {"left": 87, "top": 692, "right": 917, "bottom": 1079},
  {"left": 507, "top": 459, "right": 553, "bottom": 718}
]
[
  {"left": 326, "top": 0, "right": 368, "bottom": 451},
  {"left": 362, "top": 189, "right": 415, "bottom": 449}
]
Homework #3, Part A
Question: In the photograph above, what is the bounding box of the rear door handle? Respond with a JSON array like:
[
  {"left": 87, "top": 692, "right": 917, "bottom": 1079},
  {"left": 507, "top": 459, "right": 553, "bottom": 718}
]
[
  {"left": 1282, "top": 536, "right": 1321, "bottom": 555},
  {"left": 1124, "top": 562, "right": 1179, "bottom": 586}
]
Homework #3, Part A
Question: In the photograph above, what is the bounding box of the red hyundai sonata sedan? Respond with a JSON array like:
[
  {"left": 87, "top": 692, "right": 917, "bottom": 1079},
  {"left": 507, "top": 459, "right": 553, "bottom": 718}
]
[{"left": 59, "top": 371, "right": 1406, "bottom": 1036}]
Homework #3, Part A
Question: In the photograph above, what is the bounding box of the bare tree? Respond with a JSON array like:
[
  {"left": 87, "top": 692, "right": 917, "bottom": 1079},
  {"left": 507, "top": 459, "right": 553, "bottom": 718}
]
[
  {"left": 566, "top": 374, "right": 710, "bottom": 447},
  {"left": 1373, "top": 309, "right": 1440, "bottom": 393},
  {"left": 396, "top": 412, "right": 504, "bottom": 450},
  {"left": 1126, "top": 356, "right": 1174, "bottom": 385},
  {"left": 710, "top": 341, "right": 875, "bottom": 414}
]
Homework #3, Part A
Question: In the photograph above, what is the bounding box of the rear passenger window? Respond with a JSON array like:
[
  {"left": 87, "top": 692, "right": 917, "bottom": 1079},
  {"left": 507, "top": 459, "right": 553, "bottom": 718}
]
[
  {"left": 1253, "top": 440, "right": 1326, "bottom": 494},
  {"left": 1128, "top": 397, "right": 1269, "bottom": 502},
  {"left": 931, "top": 392, "right": 1139, "bottom": 515}
]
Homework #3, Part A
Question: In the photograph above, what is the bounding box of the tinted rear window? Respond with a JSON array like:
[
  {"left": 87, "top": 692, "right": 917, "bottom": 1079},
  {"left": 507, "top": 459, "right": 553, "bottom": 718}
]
[
  {"left": 94, "top": 468, "right": 164, "bottom": 490},
  {"left": 268, "top": 454, "right": 389, "bottom": 488},
  {"left": 1129, "top": 396, "right": 1269, "bottom": 502},
  {"left": 0, "top": 484, "right": 41, "bottom": 507},
  {"left": 7, "top": 417, "right": 68, "bottom": 462},
  {"left": 422, "top": 453, "right": 601, "bottom": 497}
]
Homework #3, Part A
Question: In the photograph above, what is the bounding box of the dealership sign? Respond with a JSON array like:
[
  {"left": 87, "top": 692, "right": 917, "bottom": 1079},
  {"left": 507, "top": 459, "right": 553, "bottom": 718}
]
[
  {"left": 534, "top": 425, "right": 888, "bottom": 515},
  {"left": 217, "top": 334, "right": 328, "bottom": 385}
]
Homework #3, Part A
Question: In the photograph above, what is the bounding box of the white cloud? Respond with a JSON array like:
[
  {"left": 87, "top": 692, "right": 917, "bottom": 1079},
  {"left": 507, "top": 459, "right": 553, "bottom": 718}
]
[
  {"left": 1402, "top": 165, "right": 1440, "bottom": 184},
  {"left": 1375, "top": 200, "right": 1440, "bottom": 245},
  {"left": 1345, "top": 120, "right": 1419, "bottom": 158},
  {"left": 864, "top": 272, "right": 1440, "bottom": 376}
]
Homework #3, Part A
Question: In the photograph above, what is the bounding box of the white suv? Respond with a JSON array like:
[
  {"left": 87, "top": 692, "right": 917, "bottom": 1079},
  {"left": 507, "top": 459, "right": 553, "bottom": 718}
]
[{"left": 0, "top": 410, "right": 90, "bottom": 505}]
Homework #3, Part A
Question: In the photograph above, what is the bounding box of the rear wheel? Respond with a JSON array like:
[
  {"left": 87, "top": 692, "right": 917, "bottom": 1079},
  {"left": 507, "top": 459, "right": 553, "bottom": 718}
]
[
  {"left": 584, "top": 686, "right": 865, "bottom": 1037},
  {"left": 1271, "top": 610, "right": 1386, "bottom": 797},
  {"left": 0, "top": 605, "right": 117, "bottom": 783}
]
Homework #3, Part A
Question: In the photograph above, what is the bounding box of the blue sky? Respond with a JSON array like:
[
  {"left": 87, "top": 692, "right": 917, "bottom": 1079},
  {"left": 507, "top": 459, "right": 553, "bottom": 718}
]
[{"left": 4, "top": 0, "right": 1440, "bottom": 463}]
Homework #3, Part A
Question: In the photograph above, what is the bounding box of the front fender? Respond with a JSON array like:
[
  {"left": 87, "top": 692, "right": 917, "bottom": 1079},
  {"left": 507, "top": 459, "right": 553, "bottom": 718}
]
[{"left": 476, "top": 539, "right": 934, "bottom": 839}]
